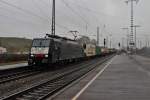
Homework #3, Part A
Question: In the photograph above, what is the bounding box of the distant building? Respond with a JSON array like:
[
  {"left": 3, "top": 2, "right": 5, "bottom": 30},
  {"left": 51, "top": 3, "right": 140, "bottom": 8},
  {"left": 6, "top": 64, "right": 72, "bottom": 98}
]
[{"left": 0, "top": 47, "right": 7, "bottom": 54}]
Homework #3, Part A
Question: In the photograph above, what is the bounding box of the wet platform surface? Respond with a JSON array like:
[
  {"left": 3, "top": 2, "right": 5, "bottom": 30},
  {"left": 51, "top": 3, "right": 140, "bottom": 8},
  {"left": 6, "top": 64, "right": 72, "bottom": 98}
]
[{"left": 52, "top": 55, "right": 150, "bottom": 100}]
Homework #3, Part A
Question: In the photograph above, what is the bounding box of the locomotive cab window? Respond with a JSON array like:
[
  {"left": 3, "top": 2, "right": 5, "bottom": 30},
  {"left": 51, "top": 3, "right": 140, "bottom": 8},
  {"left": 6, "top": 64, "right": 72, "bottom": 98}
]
[{"left": 32, "top": 39, "right": 50, "bottom": 47}]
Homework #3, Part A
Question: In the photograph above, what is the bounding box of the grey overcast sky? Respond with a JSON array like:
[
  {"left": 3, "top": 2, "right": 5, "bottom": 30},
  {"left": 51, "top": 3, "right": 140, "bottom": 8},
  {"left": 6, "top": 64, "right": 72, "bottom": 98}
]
[{"left": 0, "top": 0, "right": 150, "bottom": 47}]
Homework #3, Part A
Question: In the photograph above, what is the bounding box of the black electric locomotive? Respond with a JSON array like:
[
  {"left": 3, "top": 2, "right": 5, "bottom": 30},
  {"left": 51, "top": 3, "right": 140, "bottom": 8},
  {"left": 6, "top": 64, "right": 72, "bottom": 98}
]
[{"left": 28, "top": 35, "right": 85, "bottom": 65}]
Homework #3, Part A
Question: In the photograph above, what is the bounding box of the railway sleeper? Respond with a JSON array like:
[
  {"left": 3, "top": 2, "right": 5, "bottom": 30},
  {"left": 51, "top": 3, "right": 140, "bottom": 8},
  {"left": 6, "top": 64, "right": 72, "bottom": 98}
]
[
  {"left": 28, "top": 93, "right": 46, "bottom": 97},
  {"left": 37, "top": 88, "right": 52, "bottom": 91},
  {"left": 22, "top": 94, "right": 34, "bottom": 98},
  {"left": 16, "top": 97, "right": 29, "bottom": 100},
  {"left": 22, "top": 93, "right": 45, "bottom": 100},
  {"left": 28, "top": 92, "right": 41, "bottom": 95},
  {"left": 33, "top": 90, "right": 44, "bottom": 93},
  {"left": 20, "top": 97, "right": 37, "bottom": 100}
]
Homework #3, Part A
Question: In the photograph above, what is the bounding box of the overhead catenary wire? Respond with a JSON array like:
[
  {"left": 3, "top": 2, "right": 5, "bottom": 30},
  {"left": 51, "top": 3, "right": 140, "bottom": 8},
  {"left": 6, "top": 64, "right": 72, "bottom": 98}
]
[
  {"left": 0, "top": 6, "right": 50, "bottom": 27},
  {"left": 61, "top": 0, "right": 99, "bottom": 36},
  {"left": 0, "top": 0, "right": 90, "bottom": 32},
  {"left": 0, "top": 10, "right": 69, "bottom": 34},
  {"left": 64, "top": 0, "right": 102, "bottom": 23},
  {"left": 0, "top": 0, "right": 101, "bottom": 38},
  {"left": 61, "top": 0, "right": 115, "bottom": 37},
  {"left": 55, "top": 8, "right": 85, "bottom": 31},
  {"left": 61, "top": 0, "right": 89, "bottom": 25},
  {"left": 0, "top": 0, "right": 48, "bottom": 22},
  {"left": 1, "top": 0, "right": 71, "bottom": 31},
  {"left": 0, "top": 13, "right": 41, "bottom": 26},
  {"left": 69, "top": 0, "right": 129, "bottom": 25},
  {"left": 31, "top": 0, "right": 48, "bottom": 17}
]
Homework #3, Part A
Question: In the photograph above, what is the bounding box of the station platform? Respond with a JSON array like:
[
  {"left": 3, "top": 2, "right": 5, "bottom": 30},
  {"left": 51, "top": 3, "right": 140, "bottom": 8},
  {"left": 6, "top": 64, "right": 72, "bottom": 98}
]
[
  {"left": 0, "top": 62, "right": 27, "bottom": 70},
  {"left": 51, "top": 54, "right": 150, "bottom": 100}
]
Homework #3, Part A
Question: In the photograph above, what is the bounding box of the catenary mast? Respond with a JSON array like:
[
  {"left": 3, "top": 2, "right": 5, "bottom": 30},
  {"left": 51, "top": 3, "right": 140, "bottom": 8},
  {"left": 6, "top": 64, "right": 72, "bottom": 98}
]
[
  {"left": 125, "top": 0, "right": 139, "bottom": 50},
  {"left": 51, "top": 0, "right": 55, "bottom": 36}
]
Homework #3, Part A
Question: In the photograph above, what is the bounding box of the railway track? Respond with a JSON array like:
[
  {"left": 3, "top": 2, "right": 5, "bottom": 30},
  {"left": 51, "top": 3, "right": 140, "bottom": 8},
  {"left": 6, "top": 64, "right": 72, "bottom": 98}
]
[
  {"left": 2, "top": 55, "right": 114, "bottom": 100},
  {"left": 0, "top": 69, "right": 42, "bottom": 84},
  {"left": 0, "top": 61, "right": 93, "bottom": 85},
  {"left": 0, "top": 66, "right": 49, "bottom": 84}
]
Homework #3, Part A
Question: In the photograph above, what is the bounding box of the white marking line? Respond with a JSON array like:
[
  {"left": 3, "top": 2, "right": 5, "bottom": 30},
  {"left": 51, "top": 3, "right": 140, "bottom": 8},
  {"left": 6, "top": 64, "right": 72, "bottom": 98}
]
[{"left": 71, "top": 57, "right": 115, "bottom": 100}]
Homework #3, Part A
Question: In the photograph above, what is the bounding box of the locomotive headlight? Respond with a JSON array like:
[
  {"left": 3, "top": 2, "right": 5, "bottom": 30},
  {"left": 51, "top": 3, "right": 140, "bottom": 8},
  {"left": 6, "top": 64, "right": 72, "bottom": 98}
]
[
  {"left": 45, "top": 55, "right": 48, "bottom": 57},
  {"left": 31, "top": 54, "right": 34, "bottom": 57}
]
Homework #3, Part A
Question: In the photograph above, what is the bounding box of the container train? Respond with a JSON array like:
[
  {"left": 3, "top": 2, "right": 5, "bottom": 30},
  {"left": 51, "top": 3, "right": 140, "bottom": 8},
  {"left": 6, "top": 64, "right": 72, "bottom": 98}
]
[
  {"left": 83, "top": 44, "right": 115, "bottom": 57},
  {"left": 28, "top": 35, "right": 115, "bottom": 66}
]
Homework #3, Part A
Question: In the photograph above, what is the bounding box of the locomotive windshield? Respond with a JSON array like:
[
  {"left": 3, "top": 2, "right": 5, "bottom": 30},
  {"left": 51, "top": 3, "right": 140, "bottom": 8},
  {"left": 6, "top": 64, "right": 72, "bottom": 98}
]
[{"left": 32, "top": 39, "right": 50, "bottom": 47}]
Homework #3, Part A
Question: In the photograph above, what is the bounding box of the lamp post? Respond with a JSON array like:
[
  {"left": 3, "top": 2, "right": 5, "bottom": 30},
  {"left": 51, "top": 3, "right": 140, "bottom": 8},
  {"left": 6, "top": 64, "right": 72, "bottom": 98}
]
[
  {"left": 121, "top": 27, "right": 129, "bottom": 50},
  {"left": 109, "top": 34, "right": 112, "bottom": 48},
  {"left": 133, "top": 25, "right": 141, "bottom": 54}
]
